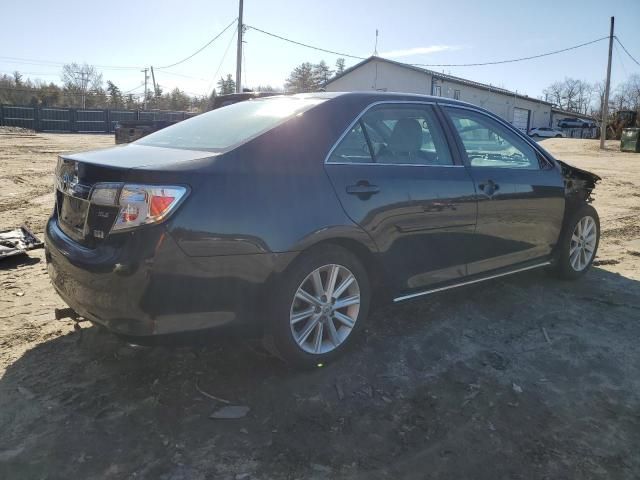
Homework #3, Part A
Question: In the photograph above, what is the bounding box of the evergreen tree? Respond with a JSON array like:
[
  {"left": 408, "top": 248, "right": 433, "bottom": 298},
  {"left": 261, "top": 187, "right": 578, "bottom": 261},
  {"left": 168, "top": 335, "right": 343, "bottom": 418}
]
[
  {"left": 312, "top": 60, "right": 334, "bottom": 88},
  {"left": 106, "top": 80, "right": 123, "bottom": 108},
  {"left": 217, "top": 74, "right": 236, "bottom": 95},
  {"left": 285, "top": 62, "right": 316, "bottom": 93}
]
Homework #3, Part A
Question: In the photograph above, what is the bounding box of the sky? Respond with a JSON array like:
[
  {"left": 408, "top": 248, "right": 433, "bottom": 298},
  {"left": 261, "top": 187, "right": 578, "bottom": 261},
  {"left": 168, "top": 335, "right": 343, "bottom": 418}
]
[{"left": 1, "top": 0, "right": 639, "bottom": 100}]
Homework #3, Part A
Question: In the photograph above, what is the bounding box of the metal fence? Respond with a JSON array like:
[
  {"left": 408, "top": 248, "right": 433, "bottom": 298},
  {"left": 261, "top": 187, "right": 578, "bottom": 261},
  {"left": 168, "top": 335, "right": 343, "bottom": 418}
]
[
  {"left": 560, "top": 127, "right": 599, "bottom": 139},
  {"left": 0, "top": 105, "right": 197, "bottom": 133}
]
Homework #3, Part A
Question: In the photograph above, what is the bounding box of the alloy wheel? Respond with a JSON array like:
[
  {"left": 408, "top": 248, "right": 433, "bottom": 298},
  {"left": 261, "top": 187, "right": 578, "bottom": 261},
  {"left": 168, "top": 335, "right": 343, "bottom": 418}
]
[
  {"left": 289, "top": 264, "right": 360, "bottom": 354},
  {"left": 569, "top": 216, "right": 597, "bottom": 271}
]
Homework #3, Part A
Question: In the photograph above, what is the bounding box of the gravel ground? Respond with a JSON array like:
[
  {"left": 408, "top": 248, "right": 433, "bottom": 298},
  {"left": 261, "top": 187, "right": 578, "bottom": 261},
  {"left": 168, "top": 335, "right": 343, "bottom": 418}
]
[{"left": 1, "top": 134, "right": 639, "bottom": 479}]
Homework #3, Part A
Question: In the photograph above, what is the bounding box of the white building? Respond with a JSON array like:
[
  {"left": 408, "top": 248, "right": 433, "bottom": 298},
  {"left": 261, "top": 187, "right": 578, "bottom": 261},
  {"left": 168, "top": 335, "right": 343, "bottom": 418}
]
[{"left": 325, "top": 56, "right": 553, "bottom": 131}]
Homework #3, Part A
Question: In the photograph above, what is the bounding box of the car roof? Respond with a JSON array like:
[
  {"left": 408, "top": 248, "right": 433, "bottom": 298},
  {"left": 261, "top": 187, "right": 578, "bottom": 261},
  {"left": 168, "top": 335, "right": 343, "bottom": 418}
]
[{"left": 263, "top": 91, "right": 474, "bottom": 107}]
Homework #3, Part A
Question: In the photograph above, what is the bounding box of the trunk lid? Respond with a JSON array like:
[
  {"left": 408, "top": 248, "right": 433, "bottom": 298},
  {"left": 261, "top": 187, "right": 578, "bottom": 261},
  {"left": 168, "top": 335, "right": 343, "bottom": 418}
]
[{"left": 54, "top": 144, "right": 214, "bottom": 247}]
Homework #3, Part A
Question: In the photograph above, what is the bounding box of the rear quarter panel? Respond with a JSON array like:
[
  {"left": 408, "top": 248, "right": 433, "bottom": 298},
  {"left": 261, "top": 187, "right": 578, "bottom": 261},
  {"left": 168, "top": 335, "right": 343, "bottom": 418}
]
[{"left": 165, "top": 96, "right": 378, "bottom": 257}]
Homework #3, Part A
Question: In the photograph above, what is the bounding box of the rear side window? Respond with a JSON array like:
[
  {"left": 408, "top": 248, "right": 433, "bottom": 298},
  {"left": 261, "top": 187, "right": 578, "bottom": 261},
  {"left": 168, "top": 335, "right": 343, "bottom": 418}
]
[
  {"left": 328, "top": 122, "right": 373, "bottom": 163},
  {"left": 137, "top": 96, "right": 325, "bottom": 151},
  {"left": 444, "top": 107, "right": 540, "bottom": 170},
  {"left": 328, "top": 104, "right": 453, "bottom": 166}
]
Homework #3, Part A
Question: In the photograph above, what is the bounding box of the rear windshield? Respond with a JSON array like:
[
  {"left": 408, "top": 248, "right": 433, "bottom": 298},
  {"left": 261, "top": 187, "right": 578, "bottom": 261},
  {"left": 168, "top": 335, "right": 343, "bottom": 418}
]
[{"left": 136, "top": 96, "right": 325, "bottom": 151}]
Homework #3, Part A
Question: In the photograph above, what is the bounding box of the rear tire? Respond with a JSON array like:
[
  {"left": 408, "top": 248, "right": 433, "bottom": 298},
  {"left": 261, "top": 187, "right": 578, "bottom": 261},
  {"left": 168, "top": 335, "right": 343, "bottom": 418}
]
[
  {"left": 549, "top": 204, "right": 600, "bottom": 280},
  {"left": 265, "top": 245, "right": 370, "bottom": 369},
  {"left": 555, "top": 134, "right": 562, "bottom": 138}
]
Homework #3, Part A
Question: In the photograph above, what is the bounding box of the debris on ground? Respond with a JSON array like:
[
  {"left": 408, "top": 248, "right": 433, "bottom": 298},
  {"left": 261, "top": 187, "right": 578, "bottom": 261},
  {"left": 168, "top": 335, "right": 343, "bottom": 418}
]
[
  {"left": 210, "top": 405, "right": 250, "bottom": 419},
  {"left": 310, "top": 463, "right": 333, "bottom": 473},
  {"left": 0, "top": 126, "right": 35, "bottom": 135},
  {"left": 512, "top": 383, "right": 523, "bottom": 394},
  {"left": 335, "top": 380, "right": 345, "bottom": 400},
  {"left": 17, "top": 386, "right": 35, "bottom": 400},
  {"left": 196, "top": 379, "right": 231, "bottom": 404},
  {"left": 0, "top": 226, "right": 43, "bottom": 261}
]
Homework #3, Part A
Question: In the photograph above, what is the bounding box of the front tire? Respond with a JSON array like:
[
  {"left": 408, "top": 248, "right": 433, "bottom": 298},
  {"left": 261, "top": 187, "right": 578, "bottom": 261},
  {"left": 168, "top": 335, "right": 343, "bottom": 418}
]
[
  {"left": 266, "top": 245, "right": 371, "bottom": 369},
  {"left": 550, "top": 204, "right": 600, "bottom": 280}
]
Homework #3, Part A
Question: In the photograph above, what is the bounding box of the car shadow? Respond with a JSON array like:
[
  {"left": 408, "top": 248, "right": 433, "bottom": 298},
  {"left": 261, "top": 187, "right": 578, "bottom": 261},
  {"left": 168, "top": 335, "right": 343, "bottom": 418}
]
[
  {"left": 1, "top": 266, "right": 640, "bottom": 479},
  {"left": 0, "top": 254, "right": 41, "bottom": 270}
]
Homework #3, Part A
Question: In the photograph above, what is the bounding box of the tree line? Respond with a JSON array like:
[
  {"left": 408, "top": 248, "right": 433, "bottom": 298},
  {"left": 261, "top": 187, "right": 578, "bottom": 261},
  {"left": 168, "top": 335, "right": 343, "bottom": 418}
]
[
  {"left": 543, "top": 74, "right": 640, "bottom": 117},
  {"left": 0, "top": 56, "right": 347, "bottom": 113},
  {"left": 0, "top": 63, "right": 208, "bottom": 112}
]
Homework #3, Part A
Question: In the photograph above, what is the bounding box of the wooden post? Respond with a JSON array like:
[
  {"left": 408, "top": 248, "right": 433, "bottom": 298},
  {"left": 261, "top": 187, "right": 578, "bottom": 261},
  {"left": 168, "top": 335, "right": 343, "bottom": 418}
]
[
  {"left": 235, "top": 0, "right": 244, "bottom": 93},
  {"left": 600, "top": 17, "right": 614, "bottom": 149}
]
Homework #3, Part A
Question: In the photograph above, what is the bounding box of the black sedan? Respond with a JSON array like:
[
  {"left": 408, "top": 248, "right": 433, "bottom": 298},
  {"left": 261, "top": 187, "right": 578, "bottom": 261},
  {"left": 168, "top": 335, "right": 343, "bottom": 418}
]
[{"left": 45, "top": 92, "right": 601, "bottom": 368}]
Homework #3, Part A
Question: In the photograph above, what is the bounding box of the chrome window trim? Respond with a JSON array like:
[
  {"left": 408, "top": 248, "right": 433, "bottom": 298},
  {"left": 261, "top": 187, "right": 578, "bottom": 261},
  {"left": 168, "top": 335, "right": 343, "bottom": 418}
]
[
  {"left": 327, "top": 161, "right": 464, "bottom": 168},
  {"left": 393, "top": 261, "right": 551, "bottom": 303},
  {"left": 441, "top": 103, "right": 557, "bottom": 169},
  {"left": 324, "top": 100, "right": 462, "bottom": 168}
]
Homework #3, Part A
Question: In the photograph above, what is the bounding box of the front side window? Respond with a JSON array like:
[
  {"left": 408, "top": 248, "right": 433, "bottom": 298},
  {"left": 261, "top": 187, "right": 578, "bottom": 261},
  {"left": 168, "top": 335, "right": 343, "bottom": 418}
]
[
  {"left": 444, "top": 107, "right": 540, "bottom": 170},
  {"left": 328, "top": 104, "right": 453, "bottom": 166}
]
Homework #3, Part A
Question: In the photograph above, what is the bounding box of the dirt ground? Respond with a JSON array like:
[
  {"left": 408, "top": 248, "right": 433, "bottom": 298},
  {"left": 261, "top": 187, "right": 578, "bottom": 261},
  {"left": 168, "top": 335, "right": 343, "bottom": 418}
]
[{"left": 1, "top": 133, "right": 640, "bottom": 480}]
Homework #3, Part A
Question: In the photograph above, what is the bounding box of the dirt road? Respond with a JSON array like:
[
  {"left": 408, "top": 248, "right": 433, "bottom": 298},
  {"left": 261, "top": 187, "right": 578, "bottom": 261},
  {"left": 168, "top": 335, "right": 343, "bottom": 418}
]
[{"left": 1, "top": 134, "right": 639, "bottom": 479}]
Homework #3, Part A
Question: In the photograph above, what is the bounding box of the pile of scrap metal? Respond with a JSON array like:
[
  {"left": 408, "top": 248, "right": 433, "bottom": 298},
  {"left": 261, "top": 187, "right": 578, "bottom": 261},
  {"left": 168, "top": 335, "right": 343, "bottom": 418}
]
[{"left": 0, "top": 226, "right": 43, "bottom": 260}]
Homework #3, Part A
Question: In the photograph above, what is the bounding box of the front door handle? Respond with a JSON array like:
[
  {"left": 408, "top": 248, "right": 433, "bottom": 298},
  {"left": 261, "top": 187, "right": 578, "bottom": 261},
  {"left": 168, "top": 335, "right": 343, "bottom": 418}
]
[
  {"left": 478, "top": 179, "right": 499, "bottom": 197},
  {"left": 346, "top": 181, "right": 380, "bottom": 198}
]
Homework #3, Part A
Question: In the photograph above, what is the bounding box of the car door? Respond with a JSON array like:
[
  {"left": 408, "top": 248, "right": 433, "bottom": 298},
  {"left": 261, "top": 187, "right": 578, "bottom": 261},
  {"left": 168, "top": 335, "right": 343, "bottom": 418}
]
[
  {"left": 442, "top": 105, "right": 565, "bottom": 275},
  {"left": 324, "top": 102, "right": 477, "bottom": 293}
]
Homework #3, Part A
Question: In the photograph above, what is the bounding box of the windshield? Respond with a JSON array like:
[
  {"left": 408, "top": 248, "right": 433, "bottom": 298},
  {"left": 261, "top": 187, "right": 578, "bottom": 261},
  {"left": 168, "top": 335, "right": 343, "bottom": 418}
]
[{"left": 136, "top": 96, "right": 325, "bottom": 151}]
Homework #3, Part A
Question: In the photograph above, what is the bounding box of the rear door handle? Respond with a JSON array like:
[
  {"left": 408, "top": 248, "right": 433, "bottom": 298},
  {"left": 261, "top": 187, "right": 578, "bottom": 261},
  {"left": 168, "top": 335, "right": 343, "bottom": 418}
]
[{"left": 346, "top": 181, "right": 380, "bottom": 197}]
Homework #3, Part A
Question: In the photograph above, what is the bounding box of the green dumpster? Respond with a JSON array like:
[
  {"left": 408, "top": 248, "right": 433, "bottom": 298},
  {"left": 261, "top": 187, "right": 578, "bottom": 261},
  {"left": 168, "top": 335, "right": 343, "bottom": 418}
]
[{"left": 621, "top": 128, "right": 640, "bottom": 153}]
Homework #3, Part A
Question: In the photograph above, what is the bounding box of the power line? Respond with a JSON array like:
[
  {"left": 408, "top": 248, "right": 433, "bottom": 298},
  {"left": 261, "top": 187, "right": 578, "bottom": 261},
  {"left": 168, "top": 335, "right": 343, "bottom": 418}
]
[
  {"left": 615, "top": 36, "right": 640, "bottom": 67},
  {"left": 0, "top": 19, "right": 235, "bottom": 73},
  {"left": 0, "top": 55, "right": 140, "bottom": 70},
  {"left": 155, "top": 70, "right": 209, "bottom": 82},
  {"left": 0, "top": 70, "right": 59, "bottom": 77},
  {"left": 410, "top": 36, "right": 610, "bottom": 67},
  {"left": 157, "top": 18, "right": 237, "bottom": 69},
  {"left": 613, "top": 42, "right": 629, "bottom": 77},
  {"left": 205, "top": 25, "right": 238, "bottom": 96},
  {"left": 122, "top": 82, "right": 145, "bottom": 94},
  {"left": 0, "top": 85, "right": 113, "bottom": 96},
  {"left": 245, "top": 26, "right": 610, "bottom": 68},
  {"left": 245, "top": 25, "right": 366, "bottom": 60}
]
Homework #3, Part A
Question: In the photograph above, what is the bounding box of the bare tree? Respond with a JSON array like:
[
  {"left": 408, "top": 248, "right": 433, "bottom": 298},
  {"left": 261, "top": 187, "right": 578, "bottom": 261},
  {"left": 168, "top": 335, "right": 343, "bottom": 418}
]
[
  {"left": 544, "top": 78, "right": 594, "bottom": 114},
  {"left": 61, "top": 63, "right": 103, "bottom": 108},
  {"left": 575, "top": 80, "right": 594, "bottom": 114},
  {"left": 543, "top": 81, "right": 563, "bottom": 107},
  {"left": 612, "top": 74, "right": 640, "bottom": 111}
]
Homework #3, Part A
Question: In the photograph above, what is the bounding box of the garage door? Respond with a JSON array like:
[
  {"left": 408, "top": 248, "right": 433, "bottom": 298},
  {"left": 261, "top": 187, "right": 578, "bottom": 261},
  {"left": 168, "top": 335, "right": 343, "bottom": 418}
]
[{"left": 512, "top": 107, "right": 530, "bottom": 132}]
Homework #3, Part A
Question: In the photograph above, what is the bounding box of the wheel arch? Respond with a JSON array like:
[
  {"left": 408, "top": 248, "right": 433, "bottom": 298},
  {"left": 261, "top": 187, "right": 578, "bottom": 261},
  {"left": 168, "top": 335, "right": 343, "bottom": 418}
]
[
  {"left": 267, "top": 234, "right": 387, "bottom": 304},
  {"left": 300, "top": 237, "right": 385, "bottom": 292}
]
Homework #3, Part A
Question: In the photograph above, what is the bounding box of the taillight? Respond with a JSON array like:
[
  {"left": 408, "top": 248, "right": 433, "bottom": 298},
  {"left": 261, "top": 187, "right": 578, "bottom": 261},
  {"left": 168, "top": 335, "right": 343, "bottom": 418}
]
[{"left": 90, "top": 183, "right": 188, "bottom": 233}]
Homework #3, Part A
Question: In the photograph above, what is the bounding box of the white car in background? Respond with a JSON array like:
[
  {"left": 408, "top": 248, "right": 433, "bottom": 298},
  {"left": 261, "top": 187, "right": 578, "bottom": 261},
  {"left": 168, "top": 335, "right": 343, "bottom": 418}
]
[{"left": 529, "top": 127, "right": 566, "bottom": 138}]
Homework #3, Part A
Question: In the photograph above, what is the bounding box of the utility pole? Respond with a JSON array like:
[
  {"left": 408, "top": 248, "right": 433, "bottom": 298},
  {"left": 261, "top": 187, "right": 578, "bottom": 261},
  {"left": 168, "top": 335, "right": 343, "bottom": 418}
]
[
  {"left": 150, "top": 66, "right": 158, "bottom": 100},
  {"left": 235, "top": 0, "right": 244, "bottom": 93},
  {"left": 73, "top": 70, "right": 89, "bottom": 109},
  {"left": 600, "top": 16, "right": 614, "bottom": 150},
  {"left": 373, "top": 29, "right": 379, "bottom": 56},
  {"left": 142, "top": 68, "right": 149, "bottom": 110}
]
